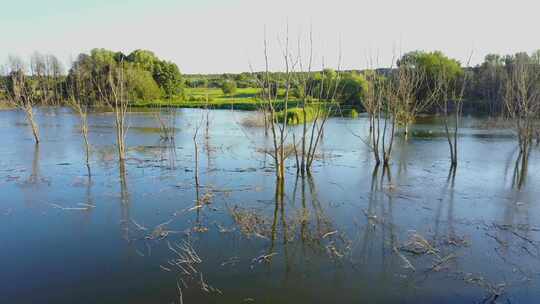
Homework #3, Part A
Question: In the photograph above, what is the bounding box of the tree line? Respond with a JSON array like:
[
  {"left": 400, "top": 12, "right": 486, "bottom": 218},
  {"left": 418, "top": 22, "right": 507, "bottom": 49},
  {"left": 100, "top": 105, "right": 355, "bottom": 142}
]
[
  {"left": 2, "top": 48, "right": 539, "bottom": 118},
  {"left": 0, "top": 48, "right": 183, "bottom": 107}
]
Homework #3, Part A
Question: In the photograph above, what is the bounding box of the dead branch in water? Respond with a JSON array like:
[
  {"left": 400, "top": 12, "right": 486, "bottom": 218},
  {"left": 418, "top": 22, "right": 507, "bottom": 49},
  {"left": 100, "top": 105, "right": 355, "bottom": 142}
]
[
  {"left": 48, "top": 202, "right": 95, "bottom": 211},
  {"left": 252, "top": 252, "right": 278, "bottom": 264}
]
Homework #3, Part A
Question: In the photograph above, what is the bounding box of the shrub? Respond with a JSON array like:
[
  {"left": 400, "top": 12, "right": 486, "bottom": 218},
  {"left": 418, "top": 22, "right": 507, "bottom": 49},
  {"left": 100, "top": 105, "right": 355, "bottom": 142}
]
[{"left": 221, "top": 80, "right": 237, "bottom": 95}]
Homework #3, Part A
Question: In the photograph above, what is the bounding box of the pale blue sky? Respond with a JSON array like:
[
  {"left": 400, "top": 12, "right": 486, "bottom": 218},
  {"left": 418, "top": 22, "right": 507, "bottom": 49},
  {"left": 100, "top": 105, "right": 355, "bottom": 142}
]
[{"left": 1, "top": 0, "right": 539, "bottom": 73}]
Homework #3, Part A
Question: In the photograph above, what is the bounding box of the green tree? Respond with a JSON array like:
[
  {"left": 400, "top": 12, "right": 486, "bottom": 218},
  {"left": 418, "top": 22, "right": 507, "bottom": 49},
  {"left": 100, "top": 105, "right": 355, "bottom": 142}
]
[
  {"left": 399, "top": 51, "right": 462, "bottom": 81},
  {"left": 339, "top": 72, "right": 368, "bottom": 105},
  {"left": 125, "top": 66, "right": 161, "bottom": 101},
  {"left": 153, "top": 60, "right": 183, "bottom": 98},
  {"left": 398, "top": 51, "right": 462, "bottom": 102},
  {"left": 221, "top": 80, "right": 237, "bottom": 95},
  {"left": 127, "top": 49, "right": 158, "bottom": 71}
]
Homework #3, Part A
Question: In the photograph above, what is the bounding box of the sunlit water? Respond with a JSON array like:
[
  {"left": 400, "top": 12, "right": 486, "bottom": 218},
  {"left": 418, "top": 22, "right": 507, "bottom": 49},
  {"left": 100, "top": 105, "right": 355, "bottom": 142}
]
[{"left": 1, "top": 107, "right": 539, "bottom": 304}]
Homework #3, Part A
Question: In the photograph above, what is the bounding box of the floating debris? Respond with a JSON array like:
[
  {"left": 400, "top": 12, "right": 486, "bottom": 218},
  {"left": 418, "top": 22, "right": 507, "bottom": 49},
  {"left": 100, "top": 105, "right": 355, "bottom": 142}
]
[{"left": 251, "top": 252, "right": 277, "bottom": 264}]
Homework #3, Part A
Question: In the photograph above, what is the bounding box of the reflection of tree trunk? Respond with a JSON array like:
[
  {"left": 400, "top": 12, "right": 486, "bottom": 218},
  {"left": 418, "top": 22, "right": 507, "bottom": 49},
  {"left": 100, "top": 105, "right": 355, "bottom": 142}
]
[
  {"left": 404, "top": 123, "right": 409, "bottom": 139},
  {"left": 205, "top": 129, "right": 213, "bottom": 173},
  {"left": 512, "top": 150, "right": 529, "bottom": 189},
  {"left": 194, "top": 132, "right": 200, "bottom": 188},
  {"left": 85, "top": 171, "right": 93, "bottom": 208},
  {"left": 119, "top": 161, "right": 130, "bottom": 241},
  {"left": 195, "top": 173, "right": 202, "bottom": 230},
  {"left": 268, "top": 180, "right": 282, "bottom": 256},
  {"left": 300, "top": 177, "right": 308, "bottom": 245},
  {"left": 358, "top": 166, "right": 380, "bottom": 266},
  {"left": 396, "top": 137, "right": 408, "bottom": 177},
  {"left": 306, "top": 174, "right": 324, "bottom": 238},
  {"left": 447, "top": 166, "right": 456, "bottom": 188},
  {"left": 267, "top": 178, "right": 286, "bottom": 269},
  {"left": 29, "top": 143, "right": 40, "bottom": 184},
  {"left": 434, "top": 166, "right": 457, "bottom": 245},
  {"left": 447, "top": 179, "right": 456, "bottom": 247},
  {"left": 280, "top": 179, "right": 290, "bottom": 277},
  {"left": 383, "top": 171, "right": 396, "bottom": 275},
  {"left": 381, "top": 164, "right": 392, "bottom": 187}
]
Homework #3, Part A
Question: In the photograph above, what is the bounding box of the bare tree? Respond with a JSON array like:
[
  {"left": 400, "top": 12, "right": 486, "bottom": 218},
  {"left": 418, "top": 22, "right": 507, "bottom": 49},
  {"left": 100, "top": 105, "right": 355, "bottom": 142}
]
[
  {"left": 193, "top": 107, "right": 205, "bottom": 189},
  {"left": 255, "top": 25, "right": 297, "bottom": 182},
  {"left": 30, "top": 52, "right": 47, "bottom": 104},
  {"left": 3, "top": 56, "right": 40, "bottom": 143},
  {"left": 394, "top": 65, "right": 433, "bottom": 137},
  {"left": 432, "top": 56, "right": 471, "bottom": 167},
  {"left": 28, "top": 53, "right": 63, "bottom": 106},
  {"left": 67, "top": 66, "right": 92, "bottom": 174},
  {"left": 293, "top": 30, "right": 343, "bottom": 175},
  {"left": 48, "top": 54, "right": 64, "bottom": 104},
  {"left": 503, "top": 57, "right": 540, "bottom": 161},
  {"left": 361, "top": 66, "right": 398, "bottom": 166},
  {"left": 255, "top": 26, "right": 342, "bottom": 178},
  {"left": 107, "top": 62, "right": 129, "bottom": 161}
]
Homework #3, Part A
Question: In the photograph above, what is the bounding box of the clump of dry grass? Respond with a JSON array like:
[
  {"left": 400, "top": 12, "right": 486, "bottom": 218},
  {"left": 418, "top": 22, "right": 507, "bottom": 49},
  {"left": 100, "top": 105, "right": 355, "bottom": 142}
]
[
  {"left": 257, "top": 144, "right": 296, "bottom": 160},
  {"left": 167, "top": 240, "right": 202, "bottom": 275},
  {"left": 197, "top": 192, "right": 214, "bottom": 205},
  {"left": 240, "top": 112, "right": 267, "bottom": 128},
  {"left": 399, "top": 233, "right": 439, "bottom": 255},
  {"left": 165, "top": 240, "right": 222, "bottom": 296},
  {"left": 229, "top": 206, "right": 271, "bottom": 238}
]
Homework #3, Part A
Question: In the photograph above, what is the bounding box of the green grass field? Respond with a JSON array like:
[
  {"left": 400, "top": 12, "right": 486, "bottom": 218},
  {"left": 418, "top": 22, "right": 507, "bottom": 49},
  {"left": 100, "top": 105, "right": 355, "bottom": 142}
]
[
  {"left": 185, "top": 87, "right": 260, "bottom": 101},
  {"left": 133, "top": 87, "right": 299, "bottom": 110},
  {"left": 132, "top": 87, "right": 358, "bottom": 120}
]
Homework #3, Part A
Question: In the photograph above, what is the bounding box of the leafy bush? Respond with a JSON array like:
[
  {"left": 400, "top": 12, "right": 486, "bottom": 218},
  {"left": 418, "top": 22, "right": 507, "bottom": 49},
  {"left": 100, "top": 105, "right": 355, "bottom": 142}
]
[
  {"left": 276, "top": 106, "right": 327, "bottom": 125},
  {"left": 221, "top": 80, "right": 237, "bottom": 95}
]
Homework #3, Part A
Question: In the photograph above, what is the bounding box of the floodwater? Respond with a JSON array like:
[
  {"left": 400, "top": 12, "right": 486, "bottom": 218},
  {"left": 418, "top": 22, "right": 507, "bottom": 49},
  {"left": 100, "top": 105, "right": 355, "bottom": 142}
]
[{"left": 1, "top": 107, "right": 539, "bottom": 304}]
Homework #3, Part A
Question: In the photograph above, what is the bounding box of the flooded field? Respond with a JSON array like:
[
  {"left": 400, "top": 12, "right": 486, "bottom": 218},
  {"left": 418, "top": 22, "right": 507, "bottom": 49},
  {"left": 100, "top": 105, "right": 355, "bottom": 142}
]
[{"left": 1, "top": 107, "right": 539, "bottom": 304}]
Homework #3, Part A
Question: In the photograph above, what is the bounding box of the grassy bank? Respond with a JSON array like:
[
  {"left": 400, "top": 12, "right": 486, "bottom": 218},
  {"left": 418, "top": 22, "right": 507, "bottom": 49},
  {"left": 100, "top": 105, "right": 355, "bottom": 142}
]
[
  {"left": 276, "top": 104, "right": 358, "bottom": 125},
  {"left": 133, "top": 87, "right": 304, "bottom": 111},
  {"left": 0, "top": 101, "right": 14, "bottom": 110},
  {"left": 276, "top": 106, "right": 324, "bottom": 125}
]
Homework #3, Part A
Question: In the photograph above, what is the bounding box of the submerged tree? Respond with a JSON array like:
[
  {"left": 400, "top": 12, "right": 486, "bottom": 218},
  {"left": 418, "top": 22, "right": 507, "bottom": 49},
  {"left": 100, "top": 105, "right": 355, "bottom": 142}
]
[
  {"left": 67, "top": 65, "right": 92, "bottom": 174},
  {"left": 503, "top": 55, "right": 540, "bottom": 163},
  {"left": 294, "top": 48, "right": 342, "bottom": 175},
  {"left": 393, "top": 62, "right": 432, "bottom": 137},
  {"left": 256, "top": 27, "right": 296, "bottom": 183},
  {"left": 361, "top": 65, "right": 399, "bottom": 167},
  {"left": 255, "top": 27, "right": 344, "bottom": 177},
  {"left": 432, "top": 58, "right": 469, "bottom": 167},
  {"left": 107, "top": 61, "right": 130, "bottom": 162},
  {"left": 2, "top": 56, "right": 40, "bottom": 143}
]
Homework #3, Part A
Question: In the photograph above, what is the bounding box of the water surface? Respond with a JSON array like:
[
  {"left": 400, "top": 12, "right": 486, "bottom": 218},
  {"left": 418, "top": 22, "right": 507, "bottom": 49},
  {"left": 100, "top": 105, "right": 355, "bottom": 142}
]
[{"left": 1, "top": 107, "right": 539, "bottom": 304}]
